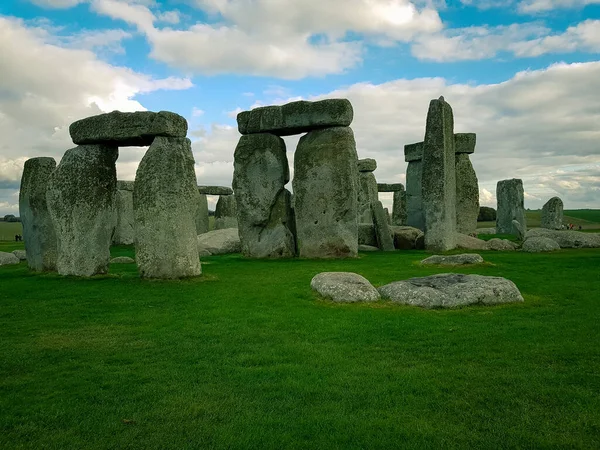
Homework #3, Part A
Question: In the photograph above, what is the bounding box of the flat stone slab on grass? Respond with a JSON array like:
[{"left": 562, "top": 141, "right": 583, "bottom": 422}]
[
  {"left": 421, "top": 254, "right": 484, "bottom": 265},
  {"left": 486, "top": 238, "right": 518, "bottom": 251},
  {"left": 311, "top": 272, "right": 380, "bottom": 303},
  {"left": 521, "top": 237, "right": 560, "bottom": 253},
  {"left": 0, "top": 252, "right": 20, "bottom": 266},
  {"left": 197, "top": 228, "right": 241, "bottom": 256},
  {"left": 110, "top": 256, "right": 135, "bottom": 264},
  {"left": 358, "top": 244, "right": 379, "bottom": 252},
  {"left": 477, "top": 228, "right": 496, "bottom": 235},
  {"left": 12, "top": 250, "right": 27, "bottom": 261},
  {"left": 455, "top": 233, "right": 489, "bottom": 250},
  {"left": 197, "top": 186, "right": 234, "bottom": 196},
  {"left": 525, "top": 228, "right": 600, "bottom": 248},
  {"left": 70, "top": 110, "right": 187, "bottom": 147},
  {"left": 378, "top": 273, "right": 524, "bottom": 309}
]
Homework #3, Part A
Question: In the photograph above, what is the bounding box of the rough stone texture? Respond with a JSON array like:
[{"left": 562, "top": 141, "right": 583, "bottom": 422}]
[
  {"left": 197, "top": 186, "right": 233, "bottom": 196},
  {"left": 525, "top": 228, "right": 600, "bottom": 248},
  {"left": 237, "top": 99, "right": 353, "bottom": 136},
  {"left": 477, "top": 228, "right": 496, "bottom": 235},
  {"left": 421, "top": 253, "right": 484, "bottom": 265},
  {"left": 404, "top": 142, "right": 423, "bottom": 162},
  {"left": 134, "top": 137, "right": 201, "bottom": 279},
  {"left": 357, "top": 172, "right": 378, "bottom": 224},
  {"left": 486, "top": 238, "right": 518, "bottom": 251},
  {"left": 454, "top": 133, "right": 476, "bottom": 154},
  {"left": 311, "top": 272, "right": 380, "bottom": 303},
  {"left": 455, "top": 153, "right": 479, "bottom": 236},
  {"left": 357, "top": 158, "right": 377, "bottom": 172},
  {"left": 19, "top": 157, "right": 58, "bottom": 272},
  {"left": 358, "top": 223, "right": 378, "bottom": 247},
  {"left": 113, "top": 180, "right": 135, "bottom": 245},
  {"left": 358, "top": 244, "right": 379, "bottom": 252},
  {"left": 378, "top": 273, "right": 524, "bottom": 309},
  {"left": 233, "top": 133, "right": 296, "bottom": 258},
  {"left": 390, "top": 226, "right": 423, "bottom": 250},
  {"left": 522, "top": 237, "right": 560, "bottom": 253},
  {"left": 197, "top": 228, "right": 241, "bottom": 256},
  {"left": 512, "top": 219, "right": 525, "bottom": 241},
  {"left": 70, "top": 110, "right": 187, "bottom": 146},
  {"left": 406, "top": 160, "right": 424, "bottom": 230},
  {"left": 195, "top": 193, "right": 209, "bottom": 235},
  {"left": 12, "top": 250, "right": 27, "bottom": 261},
  {"left": 392, "top": 188, "right": 407, "bottom": 226},
  {"left": 455, "top": 233, "right": 489, "bottom": 250},
  {"left": 372, "top": 201, "right": 395, "bottom": 251},
  {"left": 415, "top": 233, "right": 425, "bottom": 249},
  {"left": 111, "top": 256, "right": 135, "bottom": 264},
  {"left": 293, "top": 127, "right": 359, "bottom": 258},
  {"left": 384, "top": 207, "right": 392, "bottom": 225},
  {"left": 214, "top": 195, "right": 238, "bottom": 230},
  {"left": 541, "top": 197, "right": 564, "bottom": 230},
  {"left": 0, "top": 252, "right": 20, "bottom": 266},
  {"left": 46, "top": 145, "right": 117, "bottom": 276},
  {"left": 421, "top": 97, "right": 457, "bottom": 252},
  {"left": 378, "top": 183, "right": 404, "bottom": 192},
  {"left": 496, "top": 179, "right": 526, "bottom": 234}
]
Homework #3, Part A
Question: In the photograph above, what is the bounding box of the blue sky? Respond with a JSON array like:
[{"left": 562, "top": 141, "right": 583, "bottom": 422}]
[{"left": 1, "top": 0, "right": 599, "bottom": 214}]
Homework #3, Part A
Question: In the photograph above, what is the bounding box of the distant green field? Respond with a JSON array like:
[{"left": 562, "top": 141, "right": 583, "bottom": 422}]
[
  {"left": 564, "top": 209, "right": 600, "bottom": 223},
  {"left": 0, "top": 221, "right": 22, "bottom": 241},
  {"left": 478, "top": 209, "right": 600, "bottom": 230}
]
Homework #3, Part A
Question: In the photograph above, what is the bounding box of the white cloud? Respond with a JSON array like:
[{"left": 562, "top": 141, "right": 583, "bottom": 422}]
[
  {"left": 519, "top": 0, "right": 600, "bottom": 13},
  {"left": 30, "top": 0, "right": 85, "bottom": 8}
]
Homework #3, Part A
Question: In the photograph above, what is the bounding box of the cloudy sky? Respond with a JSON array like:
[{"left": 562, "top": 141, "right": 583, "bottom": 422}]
[{"left": 1, "top": 0, "right": 599, "bottom": 215}]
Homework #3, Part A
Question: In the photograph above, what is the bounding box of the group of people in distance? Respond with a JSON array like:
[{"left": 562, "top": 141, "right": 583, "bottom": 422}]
[
  {"left": 563, "top": 223, "right": 582, "bottom": 231},
  {"left": 14, "top": 234, "right": 22, "bottom": 242}
]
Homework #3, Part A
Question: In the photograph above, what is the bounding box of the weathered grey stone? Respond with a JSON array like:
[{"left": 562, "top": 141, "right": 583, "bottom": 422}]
[
  {"left": 454, "top": 133, "right": 476, "bottom": 154},
  {"left": 197, "top": 228, "right": 241, "bottom": 255},
  {"left": 293, "top": 127, "right": 358, "bottom": 258},
  {"left": 372, "top": 201, "right": 395, "bottom": 251},
  {"left": 357, "top": 172, "right": 378, "bottom": 224},
  {"left": 46, "top": 145, "right": 117, "bottom": 276},
  {"left": 358, "top": 244, "right": 379, "bottom": 252},
  {"left": 455, "top": 233, "right": 489, "bottom": 250},
  {"left": 197, "top": 186, "right": 233, "bottom": 196},
  {"left": 195, "top": 193, "right": 209, "bottom": 235},
  {"left": 111, "top": 256, "right": 135, "bottom": 264},
  {"left": 406, "top": 160, "right": 424, "bottom": 230},
  {"left": 415, "top": 233, "right": 425, "bottom": 249},
  {"left": 384, "top": 207, "right": 392, "bottom": 225},
  {"left": 404, "top": 142, "right": 423, "bottom": 162},
  {"left": 19, "top": 157, "right": 57, "bottom": 272},
  {"left": 214, "top": 195, "right": 238, "bottom": 230},
  {"left": 378, "top": 273, "right": 524, "bottom": 309},
  {"left": 421, "top": 253, "right": 484, "bottom": 265},
  {"left": 378, "top": 183, "right": 404, "bottom": 192},
  {"left": 358, "top": 223, "right": 377, "bottom": 247},
  {"left": 12, "top": 250, "right": 27, "bottom": 261},
  {"left": 389, "top": 226, "right": 423, "bottom": 250},
  {"left": 541, "top": 197, "right": 564, "bottom": 230},
  {"left": 512, "top": 219, "right": 525, "bottom": 241},
  {"left": 392, "top": 188, "right": 407, "bottom": 226},
  {"left": 311, "top": 272, "right": 380, "bottom": 303},
  {"left": 113, "top": 180, "right": 135, "bottom": 245},
  {"left": 422, "top": 97, "right": 456, "bottom": 252},
  {"left": 70, "top": 110, "right": 187, "bottom": 146},
  {"left": 525, "top": 228, "right": 600, "bottom": 248},
  {"left": 237, "top": 99, "right": 353, "bottom": 136},
  {"left": 477, "top": 227, "right": 496, "bottom": 235},
  {"left": 357, "top": 158, "right": 377, "bottom": 172},
  {"left": 486, "top": 238, "right": 518, "bottom": 251},
  {"left": 522, "top": 237, "right": 560, "bottom": 253},
  {"left": 455, "top": 153, "right": 479, "bottom": 236},
  {"left": 0, "top": 252, "right": 20, "bottom": 266},
  {"left": 134, "top": 137, "right": 201, "bottom": 279},
  {"left": 232, "top": 133, "right": 296, "bottom": 258},
  {"left": 496, "top": 179, "right": 526, "bottom": 234}
]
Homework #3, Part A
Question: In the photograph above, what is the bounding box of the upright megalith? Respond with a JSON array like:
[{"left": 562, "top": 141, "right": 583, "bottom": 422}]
[
  {"left": 19, "top": 157, "right": 58, "bottom": 272},
  {"left": 293, "top": 127, "right": 359, "bottom": 258},
  {"left": 233, "top": 133, "right": 296, "bottom": 258},
  {"left": 214, "top": 195, "right": 237, "bottom": 230},
  {"left": 378, "top": 183, "right": 406, "bottom": 226},
  {"left": 134, "top": 136, "right": 201, "bottom": 279},
  {"left": 455, "top": 133, "right": 479, "bottom": 236},
  {"left": 371, "top": 201, "right": 395, "bottom": 251},
  {"left": 541, "top": 196, "right": 563, "bottom": 230},
  {"left": 113, "top": 180, "right": 135, "bottom": 245},
  {"left": 46, "top": 145, "right": 118, "bottom": 276},
  {"left": 421, "top": 96, "right": 457, "bottom": 252},
  {"left": 195, "top": 192, "right": 209, "bottom": 235},
  {"left": 357, "top": 159, "right": 378, "bottom": 224},
  {"left": 496, "top": 179, "right": 526, "bottom": 234},
  {"left": 404, "top": 142, "right": 424, "bottom": 230}
]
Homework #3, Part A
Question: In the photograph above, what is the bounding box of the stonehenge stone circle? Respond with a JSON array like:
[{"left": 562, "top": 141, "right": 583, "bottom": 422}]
[
  {"left": 454, "top": 133, "right": 476, "bottom": 154},
  {"left": 237, "top": 99, "right": 353, "bottom": 136},
  {"left": 378, "top": 183, "right": 407, "bottom": 226},
  {"left": 357, "top": 158, "right": 377, "bottom": 172},
  {"left": 404, "top": 142, "right": 425, "bottom": 231},
  {"left": 46, "top": 145, "right": 118, "bottom": 276},
  {"left": 421, "top": 97, "right": 457, "bottom": 252},
  {"left": 134, "top": 136, "right": 201, "bottom": 279},
  {"left": 293, "top": 126, "right": 359, "bottom": 258},
  {"left": 113, "top": 180, "right": 135, "bottom": 245},
  {"left": 19, "top": 157, "right": 58, "bottom": 272},
  {"left": 197, "top": 186, "right": 233, "bottom": 196},
  {"left": 371, "top": 201, "right": 395, "bottom": 251},
  {"left": 496, "top": 179, "right": 526, "bottom": 234},
  {"left": 70, "top": 110, "right": 187, "bottom": 147},
  {"left": 357, "top": 163, "right": 378, "bottom": 224},
  {"left": 195, "top": 192, "right": 209, "bottom": 235},
  {"left": 541, "top": 196, "right": 564, "bottom": 230},
  {"left": 214, "top": 195, "right": 238, "bottom": 230},
  {"left": 233, "top": 133, "right": 296, "bottom": 258},
  {"left": 455, "top": 153, "right": 479, "bottom": 235},
  {"left": 311, "top": 272, "right": 380, "bottom": 303}
]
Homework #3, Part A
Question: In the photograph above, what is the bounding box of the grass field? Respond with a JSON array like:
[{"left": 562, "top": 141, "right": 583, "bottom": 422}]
[
  {"left": 0, "top": 222, "right": 22, "bottom": 241},
  {"left": 1, "top": 242, "right": 599, "bottom": 449},
  {"left": 477, "top": 209, "right": 600, "bottom": 230}
]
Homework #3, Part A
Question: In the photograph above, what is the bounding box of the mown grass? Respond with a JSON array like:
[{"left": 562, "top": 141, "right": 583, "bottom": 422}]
[
  {"left": 478, "top": 209, "right": 600, "bottom": 231},
  {"left": 1, "top": 242, "right": 600, "bottom": 449}
]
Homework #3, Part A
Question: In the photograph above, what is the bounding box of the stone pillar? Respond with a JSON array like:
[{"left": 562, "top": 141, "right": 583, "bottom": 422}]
[
  {"left": 421, "top": 96, "right": 456, "bottom": 252},
  {"left": 233, "top": 133, "right": 296, "bottom": 258},
  {"left": 372, "top": 201, "right": 394, "bottom": 251},
  {"left": 46, "top": 145, "right": 118, "bottom": 276},
  {"left": 293, "top": 126, "right": 358, "bottom": 258},
  {"left": 378, "top": 183, "right": 406, "bottom": 226},
  {"left": 454, "top": 133, "right": 479, "bottom": 236},
  {"left": 113, "top": 180, "right": 135, "bottom": 245},
  {"left": 357, "top": 158, "right": 378, "bottom": 224},
  {"left": 541, "top": 197, "right": 563, "bottom": 230},
  {"left": 19, "top": 157, "right": 58, "bottom": 272},
  {"left": 404, "top": 142, "right": 424, "bottom": 231},
  {"left": 214, "top": 195, "right": 237, "bottom": 230},
  {"left": 195, "top": 192, "right": 209, "bottom": 235},
  {"left": 134, "top": 136, "right": 201, "bottom": 279},
  {"left": 496, "top": 178, "right": 526, "bottom": 234}
]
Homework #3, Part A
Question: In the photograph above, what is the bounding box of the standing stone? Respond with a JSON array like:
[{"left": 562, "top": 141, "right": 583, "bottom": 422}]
[
  {"left": 19, "top": 157, "right": 58, "bottom": 272},
  {"left": 293, "top": 127, "right": 358, "bottom": 258},
  {"left": 195, "top": 192, "right": 209, "bottom": 235},
  {"left": 214, "top": 195, "right": 238, "bottom": 230},
  {"left": 496, "top": 179, "right": 526, "bottom": 234},
  {"left": 455, "top": 153, "right": 479, "bottom": 236},
  {"left": 233, "top": 133, "right": 296, "bottom": 258},
  {"left": 112, "top": 180, "right": 135, "bottom": 245},
  {"left": 421, "top": 97, "right": 456, "bottom": 252},
  {"left": 134, "top": 136, "right": 201, "bottom": 279},
  {"left": 392, "top": 188, "right": 407, "bottom": 226},
  {"left": 404, "top": 142, "right": 424, "bottom": 231},
  {"left": 46, "top": 145, "right": 117, "bottom": 276},
  {"left": 372, "top": 201, "right": 395, "bottom": 251},
  {"left": 541, "top": 197, "right": 563, "bottom": 230},
  {"left": 357, "top": 171, "right": 378, "bottom": 224}
]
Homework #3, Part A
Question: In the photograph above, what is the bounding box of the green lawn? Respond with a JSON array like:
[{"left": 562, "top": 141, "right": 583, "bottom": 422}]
[
  {"left": 478, "top": 209, "right": 600, "bottom": 231},
  {"left": 1, "top": 243, "right": 599, "bottom": 449}
]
